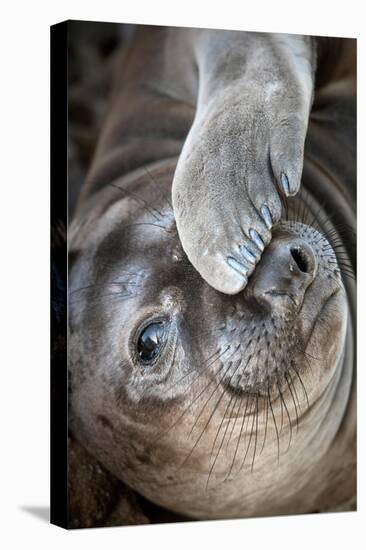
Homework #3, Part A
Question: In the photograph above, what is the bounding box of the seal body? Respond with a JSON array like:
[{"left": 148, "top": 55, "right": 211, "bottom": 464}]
[{"left": 69, "top": 27, "right": 356, "bottom": 519}]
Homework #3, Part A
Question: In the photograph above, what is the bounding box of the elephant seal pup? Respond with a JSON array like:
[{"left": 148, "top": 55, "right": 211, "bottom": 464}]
[{"left": 69, "top": 27, "right": 356, "bottom": 519}]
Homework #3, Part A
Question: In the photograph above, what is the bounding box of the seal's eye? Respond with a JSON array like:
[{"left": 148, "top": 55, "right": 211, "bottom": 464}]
[{"left": 137, "top": 322, "right": 166, "bottom": 364}]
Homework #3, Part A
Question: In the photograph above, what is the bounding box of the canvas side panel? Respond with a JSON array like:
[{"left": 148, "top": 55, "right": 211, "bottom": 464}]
[{"left": 50, "top": 20, "right": 68, "bottom": 529}]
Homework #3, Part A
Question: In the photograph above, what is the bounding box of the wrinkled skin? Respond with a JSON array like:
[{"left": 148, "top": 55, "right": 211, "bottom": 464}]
[
  {"left": 69, "top": 28, "right": 356, "bottom": 519},
  {"left": 172, "top": 32, "right": 316, "bottom": 294}
]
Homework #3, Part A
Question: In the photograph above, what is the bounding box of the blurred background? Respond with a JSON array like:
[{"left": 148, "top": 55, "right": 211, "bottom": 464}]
[{"left": 68, "top": 20, "right": 135, "bottom": 219}]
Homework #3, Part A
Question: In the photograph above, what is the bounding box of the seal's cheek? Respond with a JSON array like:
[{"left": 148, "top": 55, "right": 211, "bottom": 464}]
[{"left": 305, "top": 288, "right": 348, "bottom": 384}]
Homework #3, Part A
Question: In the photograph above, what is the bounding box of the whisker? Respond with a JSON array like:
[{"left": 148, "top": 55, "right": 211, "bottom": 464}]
[
  {"left": 69, "top": 290, "right": 139, "bottom": 307},
  {"left": 287, "top": 370, "right": 301, "bottom": 415},
  {"left": 259, "top": 393, "right": 269, "bottom": 455},
  {"left": 210, "top": 365, "right": 241, "bottom": 463},
  {"left": 109, "top": 181, "right": 164, "bottom": 220},
  {"left": 206, "top": 388, "right": 241, "bottom": 488},
  {"left": 268, "top": 386, "right": 280, "bottom": 464},
  {"left": 69, "top": 280, "right": 139, "bottom": 296},
  {"left": 291, "top": 364, "right": 309, "bottom": 409},
  {"left": 143, "top": 167, "right": 173, "bottom": 210},
  {"left": 188, "top": 345, "right": 241, "bottom": 436},
  {"left": 285, "top": 372, "right": 300, "bottom": 432},
  {"left": 150, "top": 346, "right": 224, "bottom": 400},
  {"left": 250, "top": 395, "right": 260, "bottom": 472},
  {"left": 121, "top": 222, "right": 169, "bottom": 231},
  {"left": 238, "top": 395, "right": 256, "bottom": 473},
  {"left": 153, "top": 346, "right": 233, "bottom": 443},
  {"left": 223, "top": 341, "right": 262, "bottom": 479},
  {"left": 224, "top": 393, "right": 251, "bottom": 481},
  {"left": 277, "top": 375, "right": 292, "bottom": 453}
]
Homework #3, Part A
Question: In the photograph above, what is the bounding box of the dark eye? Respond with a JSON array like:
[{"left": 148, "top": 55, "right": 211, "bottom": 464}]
[{"left": 137, "top": 321, "right": 166, "bottom": 364}]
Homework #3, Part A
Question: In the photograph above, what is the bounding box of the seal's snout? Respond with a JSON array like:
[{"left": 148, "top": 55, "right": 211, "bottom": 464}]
[{"left": 252, "top": 235, "right": 317, "bottom": 313}]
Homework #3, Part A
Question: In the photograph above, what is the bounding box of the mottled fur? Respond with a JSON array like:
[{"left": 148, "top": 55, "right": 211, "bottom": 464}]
[{"left": 69, "top": 28, "right": 356, "bottom": 521}]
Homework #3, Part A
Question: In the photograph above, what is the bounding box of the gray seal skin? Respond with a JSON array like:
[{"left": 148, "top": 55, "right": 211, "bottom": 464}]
[{"left": 69, "top": 27, "right": 356, "bottom": 519}]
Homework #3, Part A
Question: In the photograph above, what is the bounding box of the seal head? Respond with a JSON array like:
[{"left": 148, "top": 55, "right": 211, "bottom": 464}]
[{"left": 69, "top": 160, "right": 351, "bottom": 518}]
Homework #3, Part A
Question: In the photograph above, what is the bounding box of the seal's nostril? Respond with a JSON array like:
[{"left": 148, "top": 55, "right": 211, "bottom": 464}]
[{"left": 290, "top": 247, "right": 309, "bottom": 273}]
